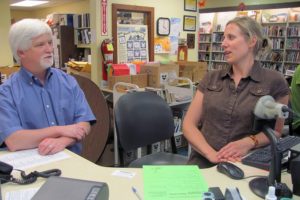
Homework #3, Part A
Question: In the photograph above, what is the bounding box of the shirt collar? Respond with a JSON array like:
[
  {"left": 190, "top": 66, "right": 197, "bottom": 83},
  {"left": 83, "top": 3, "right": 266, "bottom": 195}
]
[
  {"left": 20, "top": 67, "right": 53, "bottom": 84},
  {"left": 220, "top": 61, "right": 262, "bottom": 82}
]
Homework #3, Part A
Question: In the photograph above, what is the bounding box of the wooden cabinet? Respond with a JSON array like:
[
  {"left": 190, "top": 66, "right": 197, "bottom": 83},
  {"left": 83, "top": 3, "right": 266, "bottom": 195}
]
[{"left": 52, "top": 25, "right": 78, "bottom": 70}]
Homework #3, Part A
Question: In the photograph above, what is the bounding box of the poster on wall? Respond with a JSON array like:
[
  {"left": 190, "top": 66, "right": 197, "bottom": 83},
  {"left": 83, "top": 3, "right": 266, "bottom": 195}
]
[
  {"left": 170, "top": 18, "right": 181, "bottom": 55},
  {"left": 154, "top": 37, "right": 171, "bottom": 53},
  {"left": 117, "top": 24, "right": 149, "bottom": 63}
]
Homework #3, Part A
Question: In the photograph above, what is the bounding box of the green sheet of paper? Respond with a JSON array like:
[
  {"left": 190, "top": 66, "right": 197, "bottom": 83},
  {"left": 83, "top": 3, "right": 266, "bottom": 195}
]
[{"left": 143, "top": 165, "right": 208, "bottom": 200}]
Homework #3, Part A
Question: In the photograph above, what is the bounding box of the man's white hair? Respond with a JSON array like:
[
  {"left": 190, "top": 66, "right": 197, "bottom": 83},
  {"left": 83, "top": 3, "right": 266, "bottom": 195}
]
[{"left": 9, "top": 19, "right": 52, "bottom": 64}]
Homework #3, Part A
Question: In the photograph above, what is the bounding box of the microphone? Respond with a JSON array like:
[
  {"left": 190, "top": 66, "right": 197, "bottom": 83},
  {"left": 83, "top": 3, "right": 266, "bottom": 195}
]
[{"left": 254, "top": 95, "right": 289, "bottom": 119}]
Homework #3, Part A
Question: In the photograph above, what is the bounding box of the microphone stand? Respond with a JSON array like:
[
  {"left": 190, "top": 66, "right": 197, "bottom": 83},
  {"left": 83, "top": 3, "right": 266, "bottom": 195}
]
[{"left": 249, "top": 118, "right": 282, "bottom": 198}]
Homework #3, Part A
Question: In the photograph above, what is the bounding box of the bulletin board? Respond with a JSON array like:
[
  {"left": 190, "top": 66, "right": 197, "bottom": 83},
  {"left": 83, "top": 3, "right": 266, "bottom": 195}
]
[{"left": 117, "top": 24, "right": 149, "bottom": 63}]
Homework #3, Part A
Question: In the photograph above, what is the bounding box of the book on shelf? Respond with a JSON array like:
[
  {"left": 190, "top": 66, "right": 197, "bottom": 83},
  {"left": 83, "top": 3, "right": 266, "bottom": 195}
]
[{"left": 73, "top": 13, "right": 90, "bottom": 28}]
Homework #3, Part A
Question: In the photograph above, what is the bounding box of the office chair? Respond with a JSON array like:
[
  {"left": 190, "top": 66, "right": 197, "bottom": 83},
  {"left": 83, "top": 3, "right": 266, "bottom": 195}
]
[
  {"left": 72, "top": 74, "right": 110, "bottom": 163},
  {"left": 114, "top": 91, "right": 188, "bottom": 167}
]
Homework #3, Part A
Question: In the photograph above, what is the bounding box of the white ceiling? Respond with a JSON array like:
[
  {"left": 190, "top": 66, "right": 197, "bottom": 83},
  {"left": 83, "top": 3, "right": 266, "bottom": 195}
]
[{"left": 10, "top": 0, "right": 82, "bottom": 10}]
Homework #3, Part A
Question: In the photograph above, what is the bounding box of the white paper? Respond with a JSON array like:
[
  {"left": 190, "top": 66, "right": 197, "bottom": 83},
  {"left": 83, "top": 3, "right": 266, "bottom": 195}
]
[
  {"left": 5, "top": 188, "right": 39, "bottom": 200},
  {"left": 0, "top": 149, "right": 70, "bottom": 170},
  {"left": 112, "top": 170, "right": 136, "bottom": 179}
]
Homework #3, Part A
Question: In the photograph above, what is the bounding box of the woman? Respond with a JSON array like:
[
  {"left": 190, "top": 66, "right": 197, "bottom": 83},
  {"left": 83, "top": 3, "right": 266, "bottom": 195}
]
[{"left": 183, "top": 16, "right": 289, "bottom": 168}]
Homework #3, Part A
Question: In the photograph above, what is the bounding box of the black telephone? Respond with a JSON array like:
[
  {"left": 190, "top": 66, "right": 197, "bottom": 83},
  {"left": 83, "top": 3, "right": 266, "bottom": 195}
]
[
  {"left": 0, "top": 161, "right": 13, "bottom": 184},
  {"left": 0, "top": 161, "right": 61, "bottom": 185}
]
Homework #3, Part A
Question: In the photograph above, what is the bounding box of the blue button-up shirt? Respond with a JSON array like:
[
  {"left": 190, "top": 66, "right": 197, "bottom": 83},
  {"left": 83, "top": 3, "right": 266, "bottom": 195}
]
[{"left": 0, "top": 67, "right": 96, "bottom": 153}]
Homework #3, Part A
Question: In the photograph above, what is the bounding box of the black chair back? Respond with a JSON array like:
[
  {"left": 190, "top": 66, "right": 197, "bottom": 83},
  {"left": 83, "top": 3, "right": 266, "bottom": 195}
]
[{"left": 114, "top": 91, "right": 175, "bottom": 151}]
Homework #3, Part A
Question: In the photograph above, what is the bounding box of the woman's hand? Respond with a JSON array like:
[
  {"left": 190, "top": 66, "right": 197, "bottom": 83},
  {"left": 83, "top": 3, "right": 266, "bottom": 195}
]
[
  {"left": 205, "top": 150, "right": 229, "bottom": 164},
  {"left": 216, "top": 137, "right": 254, "bottom": 162}
]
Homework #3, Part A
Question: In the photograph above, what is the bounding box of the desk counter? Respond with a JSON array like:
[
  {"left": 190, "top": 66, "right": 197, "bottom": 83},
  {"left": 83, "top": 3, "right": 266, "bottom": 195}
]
[{"left": 1, "top": 150, "right": 299, "bottom": 200}]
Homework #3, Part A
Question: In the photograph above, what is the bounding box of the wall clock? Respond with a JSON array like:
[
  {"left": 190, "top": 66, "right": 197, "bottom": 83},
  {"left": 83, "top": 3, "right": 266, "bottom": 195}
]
[{"left": 157, "top": 17, "right": 170, "bottom": 36}]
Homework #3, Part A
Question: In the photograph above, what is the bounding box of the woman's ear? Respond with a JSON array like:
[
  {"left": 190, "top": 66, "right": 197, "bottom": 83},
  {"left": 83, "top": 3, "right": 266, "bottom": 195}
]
[{"left": 248, "top": 36, "right": 257, "bottom": 48}]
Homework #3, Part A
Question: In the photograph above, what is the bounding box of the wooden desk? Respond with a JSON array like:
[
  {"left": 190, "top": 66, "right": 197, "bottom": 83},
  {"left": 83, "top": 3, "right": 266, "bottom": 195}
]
[{"left": 1, "top": 150, "right": 299, "bottom": 200}]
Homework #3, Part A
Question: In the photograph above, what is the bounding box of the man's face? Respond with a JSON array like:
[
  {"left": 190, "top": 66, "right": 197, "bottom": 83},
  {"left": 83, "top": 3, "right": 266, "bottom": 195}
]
[{"left": 19, "top": 33, "right": 54, "bottom": 72}]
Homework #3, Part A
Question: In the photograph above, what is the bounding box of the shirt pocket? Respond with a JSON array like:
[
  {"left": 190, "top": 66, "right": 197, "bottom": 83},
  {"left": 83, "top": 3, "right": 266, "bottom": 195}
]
[
  {"left": 249, "top": 86, "right": 270, "bottom": 97},
  {"left": 207, "top": 83, "right": 223, "bottom": 92}
]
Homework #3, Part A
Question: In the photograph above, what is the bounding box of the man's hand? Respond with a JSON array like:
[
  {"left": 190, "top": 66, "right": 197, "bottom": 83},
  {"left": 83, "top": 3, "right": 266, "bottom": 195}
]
[
  {"left": 38, "top": 137, "right": 75, "bottom": 155},
  {"left": 58, "top": 124, "right": 88, "bottom": 141}
]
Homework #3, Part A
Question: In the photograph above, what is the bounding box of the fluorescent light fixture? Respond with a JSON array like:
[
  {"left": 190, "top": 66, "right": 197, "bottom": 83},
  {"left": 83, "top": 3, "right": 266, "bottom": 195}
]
[{"left": 11, "top": 1, "right": 49, "bottom": 7}]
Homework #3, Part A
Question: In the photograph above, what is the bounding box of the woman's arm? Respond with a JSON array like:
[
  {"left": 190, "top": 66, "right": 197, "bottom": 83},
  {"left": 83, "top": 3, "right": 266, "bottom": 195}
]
[
  {"left": 183, "top": 90, "right": 221, "bottom": 163},
  {"left": 217, "top": 95, "right": 289, "bottom": 162}
]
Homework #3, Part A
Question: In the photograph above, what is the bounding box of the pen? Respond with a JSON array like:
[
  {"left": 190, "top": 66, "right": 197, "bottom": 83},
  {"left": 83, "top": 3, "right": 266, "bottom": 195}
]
[{"left": 132, "top": 186, "right": 143, "bottom": 200}]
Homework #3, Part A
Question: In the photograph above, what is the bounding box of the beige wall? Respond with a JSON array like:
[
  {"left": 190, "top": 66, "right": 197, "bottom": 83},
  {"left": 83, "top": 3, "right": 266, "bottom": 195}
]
[
  {"left": 0, "top": 0, "right": 13, "bottom": 67},
  {"left": 11, "top": 0, "right": 89, "bottom": 20},
  {"left": 10, "top": 10, "right": 35, "bottom": 21},
  {"left": 32, "top": 0, "right": 90, "bottom": 19}
]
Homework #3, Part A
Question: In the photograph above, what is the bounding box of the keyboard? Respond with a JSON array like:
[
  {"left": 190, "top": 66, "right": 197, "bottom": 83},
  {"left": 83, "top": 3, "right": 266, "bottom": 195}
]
[{"left": 241, "top": 135, "right": 300, "bottom": 170}]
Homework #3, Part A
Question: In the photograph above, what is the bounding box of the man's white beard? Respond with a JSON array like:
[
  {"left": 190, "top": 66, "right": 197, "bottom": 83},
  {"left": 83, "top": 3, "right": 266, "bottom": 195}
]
[{"left": 40, "top": 54, "right": 54, "bottom": 69}]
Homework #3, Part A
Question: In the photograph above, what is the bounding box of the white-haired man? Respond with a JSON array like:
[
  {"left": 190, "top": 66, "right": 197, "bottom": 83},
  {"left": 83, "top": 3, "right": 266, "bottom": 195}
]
[{"left": 0, "top": 19, "right": 95, "bottom": 155}]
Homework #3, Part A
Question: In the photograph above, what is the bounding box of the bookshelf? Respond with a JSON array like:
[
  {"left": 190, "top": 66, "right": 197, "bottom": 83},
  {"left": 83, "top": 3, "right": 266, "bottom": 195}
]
[
  {"left": 198, "top": 8, "right": 300, "bottom": 75},
  {"left": 198, "top": 31, "right": 229, "bottom": 70},
  {"left": 260, "top": 22, "right": 286, "bottom": 72},
  {"left": 73, "top": 13, "right": 91, "bottom": 47},
  {"left": 198, "top": 33, "right": 211, "bottom": 62},
  {"left": 285, "top": 21, "right": 300, "bottom": 75}
]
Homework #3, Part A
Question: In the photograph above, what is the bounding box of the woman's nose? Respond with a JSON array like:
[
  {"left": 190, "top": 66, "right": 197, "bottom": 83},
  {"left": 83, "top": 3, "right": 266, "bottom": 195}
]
[{"left": 221, "top": 38, "right": 227, "bottom": 48}]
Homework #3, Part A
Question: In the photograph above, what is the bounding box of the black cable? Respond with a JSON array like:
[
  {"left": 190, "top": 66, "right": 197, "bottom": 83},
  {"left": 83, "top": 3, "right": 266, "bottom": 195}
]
[
  {"left": 0, "top": 168, "right": 61, "bottom": 185},
  {"left": 242, "top": 175, "right": 266, "bottom": 180},
  {"left": 242, "top": 169, "right": 289, "bottom": 180}
]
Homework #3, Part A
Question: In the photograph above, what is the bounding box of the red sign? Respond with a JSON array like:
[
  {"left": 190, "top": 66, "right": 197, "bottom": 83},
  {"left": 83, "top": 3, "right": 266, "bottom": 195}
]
[{"left": 101, "top": 0, "right": 108, "bottom": 36}]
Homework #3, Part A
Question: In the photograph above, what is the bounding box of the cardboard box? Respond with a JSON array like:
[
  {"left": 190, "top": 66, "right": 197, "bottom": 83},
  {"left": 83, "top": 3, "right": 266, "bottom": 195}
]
[
  {"left": 131, "top": 73, "right": 148, "bottom": 88},
  {"left": 177, "top": 61, "right": 208, "bottom": 82},
  {"left": 0, "top": 66, "right": 20, "bottom": 77},
  {"left": 140, "top": 63, "right": 179, "bottom": 88},
  {"left": 107, "top": 75, "right": 131, "bottom": 89},
  {"left": 67, "top": 66, "right": 91, "bottom": 79}
]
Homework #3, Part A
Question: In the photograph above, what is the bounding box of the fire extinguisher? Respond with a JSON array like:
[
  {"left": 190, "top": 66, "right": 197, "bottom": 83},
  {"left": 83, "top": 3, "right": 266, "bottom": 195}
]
[{"left": 101, "top": 39, "right": 114, "bottom": 81}]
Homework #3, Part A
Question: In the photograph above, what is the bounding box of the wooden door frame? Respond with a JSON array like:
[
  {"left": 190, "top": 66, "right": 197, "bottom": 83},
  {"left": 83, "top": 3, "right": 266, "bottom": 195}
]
[{"left": 112, "top": 4, "right": 154, "bottom": 63}]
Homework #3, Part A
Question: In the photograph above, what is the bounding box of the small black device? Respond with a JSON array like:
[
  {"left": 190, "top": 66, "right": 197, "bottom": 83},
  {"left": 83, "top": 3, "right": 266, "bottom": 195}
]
[
  {"left": 224, "top": 187, "right": 243, "bottom": 200},
  {"left": 0, "top": 161, "right": 13, "bottom": 184},
  {"left": 216, "top": 162, "right": 244, "bottom": 180},
  {"left": 209, "top": 187, "right": 225, "bottom": 200}
]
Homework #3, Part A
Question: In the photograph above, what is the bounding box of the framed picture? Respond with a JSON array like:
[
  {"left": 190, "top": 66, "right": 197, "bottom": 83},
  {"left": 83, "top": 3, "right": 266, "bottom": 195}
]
[
  {"left": 183, "top": 15, "right": 196, "bottom": 31},
  {"left": 187, "top": 33, "right": 195, "bottom": 49},
  {"left": 184, "top": 0, "right": 197, "bottom": 12}
]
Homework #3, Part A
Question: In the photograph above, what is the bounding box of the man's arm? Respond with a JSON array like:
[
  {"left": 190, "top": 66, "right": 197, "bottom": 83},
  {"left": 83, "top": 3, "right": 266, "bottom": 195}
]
[
  {"left": 5, "top": 122, "right": 90, "bottom": 152},
  {"left": 37, "top": 122, "right": 91, "bottom": 155}
]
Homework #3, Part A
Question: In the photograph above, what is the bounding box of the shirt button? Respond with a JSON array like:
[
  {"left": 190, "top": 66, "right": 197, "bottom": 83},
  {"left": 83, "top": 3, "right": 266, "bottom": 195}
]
[
  {"left": 46, "top": 105, "right": 50, "bottom": 108},
  {"left": 257, "top": 89, "right": 262, "bottom": 93},
  {"left": 30, "top": 82, "right": 33, "bottom": 85}
]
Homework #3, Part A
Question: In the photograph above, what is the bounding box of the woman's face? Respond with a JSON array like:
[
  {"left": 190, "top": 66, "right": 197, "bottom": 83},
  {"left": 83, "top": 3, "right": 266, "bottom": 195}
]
[{"left": 221, "top": 23, "right": 255, "bottom": 65}]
